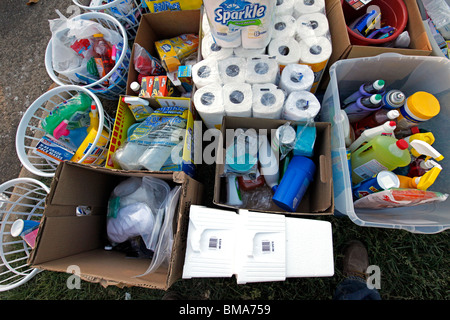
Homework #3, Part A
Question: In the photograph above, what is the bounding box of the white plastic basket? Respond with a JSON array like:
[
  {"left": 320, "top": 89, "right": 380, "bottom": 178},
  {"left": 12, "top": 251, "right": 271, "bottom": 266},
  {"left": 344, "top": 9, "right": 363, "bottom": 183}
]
[
  {"left": 72, "top": 0, "right": 148, "bottom": 40},
  {"left": 45, "top": 12, "right": 130, "bottom": 100},
  {"left": 0, "top": 178, "right": 49, "bottom": 292},
  {"left": 16, "top": 85, "right": 114, "bottom": 178}
]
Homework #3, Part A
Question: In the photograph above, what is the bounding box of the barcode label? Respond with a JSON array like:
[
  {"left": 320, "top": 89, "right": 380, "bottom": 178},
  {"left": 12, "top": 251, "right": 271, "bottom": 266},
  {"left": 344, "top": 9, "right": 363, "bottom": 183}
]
[
  {"left": 209, "top": 237, "right": 221, "bottom": 250},
  {"left": 262, "top": 240, "right": 273, "bottom": 253}
]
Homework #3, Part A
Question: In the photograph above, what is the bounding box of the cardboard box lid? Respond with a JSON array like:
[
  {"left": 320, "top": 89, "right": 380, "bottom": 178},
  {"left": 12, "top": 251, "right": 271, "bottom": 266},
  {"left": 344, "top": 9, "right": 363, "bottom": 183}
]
[
  {"left": 29, "top": 161, "right": 203, "bottom": 290},
  {"left": 213, "top": 117, "right": 334, "bottom": 215}
]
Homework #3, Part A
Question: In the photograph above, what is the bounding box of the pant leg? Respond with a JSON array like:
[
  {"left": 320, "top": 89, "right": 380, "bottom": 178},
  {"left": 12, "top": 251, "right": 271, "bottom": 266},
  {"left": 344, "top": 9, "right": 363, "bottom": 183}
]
[{"left": 333, "top": 276, "right": 381, "bottom": 300}]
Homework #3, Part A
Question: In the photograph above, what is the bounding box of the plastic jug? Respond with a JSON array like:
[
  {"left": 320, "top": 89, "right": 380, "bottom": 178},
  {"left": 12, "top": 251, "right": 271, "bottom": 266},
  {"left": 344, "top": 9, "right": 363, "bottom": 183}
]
[{"left": 351, "top": 135, "right": 411, "bottom": 184}]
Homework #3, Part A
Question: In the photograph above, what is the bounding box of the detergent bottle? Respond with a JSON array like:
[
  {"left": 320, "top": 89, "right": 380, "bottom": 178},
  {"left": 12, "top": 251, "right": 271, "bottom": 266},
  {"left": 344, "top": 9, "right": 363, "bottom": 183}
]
[
  {"left": 42, "top": 92, "right": 92, "bottom": 137},
  {"left": 397, "top": 162, "right": 442, "bottom": 190},
  {"left": 351, "top": 135, "right": 411, "bottom": 184},
  {"left": 71, "top": 105, "right": 110, "bottom": 165}
]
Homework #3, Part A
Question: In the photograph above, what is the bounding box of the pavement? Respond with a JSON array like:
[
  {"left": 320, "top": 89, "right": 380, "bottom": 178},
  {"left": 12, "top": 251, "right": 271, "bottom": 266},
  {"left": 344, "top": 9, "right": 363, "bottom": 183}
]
[{"left": 0, "top": 0, "right": 75, "bottom": 184}]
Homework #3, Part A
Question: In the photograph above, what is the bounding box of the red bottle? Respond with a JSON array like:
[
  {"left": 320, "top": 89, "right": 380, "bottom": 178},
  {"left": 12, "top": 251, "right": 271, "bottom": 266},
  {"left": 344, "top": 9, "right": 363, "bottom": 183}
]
[
  {"left": 238, "top": 169, "right": 265, "bottom": 191},
  {"left": 92, "top": 33, "right": 114, "bottom": 80}
]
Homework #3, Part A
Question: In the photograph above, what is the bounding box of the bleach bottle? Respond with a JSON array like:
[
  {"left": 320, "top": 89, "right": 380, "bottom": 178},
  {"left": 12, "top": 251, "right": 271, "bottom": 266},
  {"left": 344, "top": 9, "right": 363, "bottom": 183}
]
[{"left": 351, "top": 136, "right": 411, "bottom": 184}]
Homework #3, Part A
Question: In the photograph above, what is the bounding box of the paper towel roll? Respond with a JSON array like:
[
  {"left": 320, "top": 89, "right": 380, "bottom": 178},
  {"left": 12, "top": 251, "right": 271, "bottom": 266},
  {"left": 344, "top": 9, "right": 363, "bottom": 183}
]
[
  {"left": 245, "top": 55, "right": 279, "bottom": 84},
  {"left": 201, "top": 32, "right": 234, "bottom": 60},
  {"left": 298, "top": 36, "right": 332, "bottom": 92},
  {"left": 193, "top": 83, "right": 225, "bottom": 129},
  {"left": 252, "top": 83, "right": 286, "bottom": 119},
  {"left": 233, "top": 46, "right": 267, "bottom": 58},
  {"left": 192, "top": 58, "right": 222, "bottom": 88},
  {"left": 293, "top": 0, "right": 325, "bottom": 19},
  {"left": 218, "top": 57, "right": 247, "bottom": 84},
  {"left": 282, "top": 90, "right": 321, "bottom": 121},
  {"left": 268, "top": 37, "right": 302, "bottom": 68},
  {"left": 271, "top": 15, "right": 297, "bottom": 39},
  {"left": 295, "top": 12, "right": 330, "bottom": 41},
  {"left": 275, "top": 0, "right": 294, "bottom": 16},
  {"left": 223, "top": 83, "right": 253, "bottom": 117},
  {"left": 279, "top": 64, "right": 315, "bottom": 94}
]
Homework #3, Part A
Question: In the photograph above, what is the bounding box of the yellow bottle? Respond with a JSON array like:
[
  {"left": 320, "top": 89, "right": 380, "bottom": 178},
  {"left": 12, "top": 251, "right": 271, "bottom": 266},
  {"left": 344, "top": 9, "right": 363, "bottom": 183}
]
[
  {"left": 396, "top": 165, "right": 442, "bottom": 191},
  {"left": 403, "top": 132, "right": 435, "bottom": 157},
  {"left": 72, "top": 105, "right": 110, "bottom": 165}
]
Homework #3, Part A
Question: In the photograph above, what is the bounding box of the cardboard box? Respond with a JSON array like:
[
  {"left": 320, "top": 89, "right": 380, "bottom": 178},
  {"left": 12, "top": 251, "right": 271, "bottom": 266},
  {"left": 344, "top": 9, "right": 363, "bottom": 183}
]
[
  {"left": 104, "top": 96, "right": 197, "bottom": 178},
  {"left": 29, "top": 161, "right": 203, "bottom": 290},
  {"left": 321, "top": 0, "right": 432, "bottom": 89},
  {"left": 213, "top": 117, "right": 334, "bottom": 216}
]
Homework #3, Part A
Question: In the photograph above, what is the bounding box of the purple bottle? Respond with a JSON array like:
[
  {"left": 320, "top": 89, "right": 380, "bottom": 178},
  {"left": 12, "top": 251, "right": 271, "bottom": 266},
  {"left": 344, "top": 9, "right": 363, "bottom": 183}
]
[
  {"left": 342, "top": 80, "right": 386, "bottom": 105},
  {"left": 343, "top": 94, "right": 383, "bottom": 123}
]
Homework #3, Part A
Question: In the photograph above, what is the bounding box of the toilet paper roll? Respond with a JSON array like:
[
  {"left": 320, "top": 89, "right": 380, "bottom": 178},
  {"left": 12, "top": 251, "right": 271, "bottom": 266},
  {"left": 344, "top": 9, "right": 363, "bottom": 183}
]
[
  {"left": 201, "top": 32, "right": 234, "bottom": 60},
  {"left": 279, "top": 64, "right": 315, "bottom": 94},
  {"left": 298, "top": 36, "right": 332, "bottom": 93},
  {"left": 293, "top": 0, "right": 325, "bottom": 19},
  {"left": 223, "top": 83, "right": 253, "bottom": 117},
  {"left": 192, "top": 58, "right": 222, "bottom": 88},
  {"left": 218, "top": 57, "right": 247, "bottom": 84},
  {"left": 268, "top": 37, "right": 301, "bottom": 67},
  {"left": 245, "top": 55, "right": 279, "bottom": 84},
  {"left": 275, "top": 0, "right": 294, "bottom": 16},
  {"left": 282, "top": 90, "right": 321, "bottom": 121},
  {"left": 271, "top": 15, "right": 297, "bottom": 39},
  {"left": 295, "top": 13, "right": 330, "bottom": 41},
  {"left": 193, "top": 83, "right": 225, "bottom": 129},
  {"left": 252, "top": 83, "right": 286, "bottom": 119},
  {"left": 233, "top": 46, "right": 266, "bottom": 58}
]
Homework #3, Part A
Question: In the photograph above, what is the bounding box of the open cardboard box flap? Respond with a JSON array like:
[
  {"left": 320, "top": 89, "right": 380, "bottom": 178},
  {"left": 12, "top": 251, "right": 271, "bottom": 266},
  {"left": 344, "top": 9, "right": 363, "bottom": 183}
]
[
  {"left": 29, "top": 161, "right": 203, "bottom": 290},
  {"left": 213, "top": 117, "right": 334, "bottom": 216}
]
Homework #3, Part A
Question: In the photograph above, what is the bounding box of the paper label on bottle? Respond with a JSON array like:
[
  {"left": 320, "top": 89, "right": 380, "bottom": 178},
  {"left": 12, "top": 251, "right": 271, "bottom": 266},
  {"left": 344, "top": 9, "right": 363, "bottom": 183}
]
[{"left": 353, "top": 159, "right": 388, "bottom": 180}]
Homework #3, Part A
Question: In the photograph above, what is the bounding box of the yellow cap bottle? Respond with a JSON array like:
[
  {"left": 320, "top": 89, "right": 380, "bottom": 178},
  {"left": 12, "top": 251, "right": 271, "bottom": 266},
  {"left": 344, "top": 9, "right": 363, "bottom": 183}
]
[{"left": 396, "top": 92, "right": 440, "bottom": 131}]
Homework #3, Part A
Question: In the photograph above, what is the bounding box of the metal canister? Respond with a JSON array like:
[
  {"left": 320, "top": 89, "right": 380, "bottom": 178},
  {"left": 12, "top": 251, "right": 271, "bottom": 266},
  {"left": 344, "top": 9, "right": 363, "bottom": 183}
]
[
  {"left": 352, "top": 171, "right": 400, "bottom": 199},
  {"left": 381, "top": 90, "right": 406, "bottom": 110}
]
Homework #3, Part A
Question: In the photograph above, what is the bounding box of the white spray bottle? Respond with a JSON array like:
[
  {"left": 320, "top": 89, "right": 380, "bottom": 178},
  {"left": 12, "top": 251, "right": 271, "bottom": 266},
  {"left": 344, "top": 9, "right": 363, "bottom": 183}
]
[{"left": 349, "top": 120, "right": 397, "bottom": 152}]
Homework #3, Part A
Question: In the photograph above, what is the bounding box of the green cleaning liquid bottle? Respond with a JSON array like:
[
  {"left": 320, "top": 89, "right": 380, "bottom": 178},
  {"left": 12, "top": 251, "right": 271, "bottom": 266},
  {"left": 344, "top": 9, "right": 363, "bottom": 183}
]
[
  {"left": 42, "top": 92, "right": 92, "bottom": 137},
  {"left": 351, "top": 135, "right": 411, "bottom": 184}
]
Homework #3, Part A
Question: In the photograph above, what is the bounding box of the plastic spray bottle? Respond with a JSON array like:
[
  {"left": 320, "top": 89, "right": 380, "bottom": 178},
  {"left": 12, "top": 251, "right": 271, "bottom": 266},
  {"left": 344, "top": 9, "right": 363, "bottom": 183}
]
[
  {"left": 353, "top": 109, "right": 399, "bottom": 138},
  {"left": 258, "top": 134, "right": 279, "bottom": 192},
  {"left": 42, "top": 92, "right": 92, "bottom": 137},
  {"left": 403, "top": 132, "right": 435, "bottom": 157},
  {"left": 397, "top": 161, "right": 442, "bottom": 190},
  {"left": 351, "top": 136, "right": 411, "bottom": 184},
  {"left": 349, "top": 121, "right": 397, "bottom": 152},
  {"left": 343, "top": 94, "right": 383, "bottom": 123},
  {"left": 122, "top": 96, "right": 154, "bottom": 122},
  {"left": 71, "top": 105, "right": 110, "bottom": 165},
  {"left": 342, "top": 79, "right": 385, "bottom": 105}
]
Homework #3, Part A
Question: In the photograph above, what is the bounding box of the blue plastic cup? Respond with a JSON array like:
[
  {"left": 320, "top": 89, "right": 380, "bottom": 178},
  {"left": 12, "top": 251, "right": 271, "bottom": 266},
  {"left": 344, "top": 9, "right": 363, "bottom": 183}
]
[
  {"left": 272, "top": 156, "right": 316, "bottom": 212},
  {"left": 11, "top": 219, "right": 40, "bottom": 237}
]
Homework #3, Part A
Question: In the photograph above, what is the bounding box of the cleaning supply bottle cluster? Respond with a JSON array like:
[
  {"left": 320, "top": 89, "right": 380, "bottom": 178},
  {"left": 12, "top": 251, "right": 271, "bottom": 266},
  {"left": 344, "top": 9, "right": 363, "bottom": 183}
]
[{"left": 341, "top": 79, "right": 445, "bottom": 201}]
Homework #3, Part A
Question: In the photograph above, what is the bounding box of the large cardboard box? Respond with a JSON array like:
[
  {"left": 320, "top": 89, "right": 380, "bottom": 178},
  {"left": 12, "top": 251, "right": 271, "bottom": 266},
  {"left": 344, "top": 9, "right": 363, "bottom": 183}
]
[
  {"left": 321, "top": 0, "right": 432, "bottom": 89},
  {"left": 29, "top": 161, "right": 203, "bottom": 290},
  {"left": 213, "top": 117, "right": 334, "bottom": 216}
]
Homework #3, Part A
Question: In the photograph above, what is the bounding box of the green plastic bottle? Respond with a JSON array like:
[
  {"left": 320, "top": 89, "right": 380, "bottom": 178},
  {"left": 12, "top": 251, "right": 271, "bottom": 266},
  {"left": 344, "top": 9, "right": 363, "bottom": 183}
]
[
  {"left": 351, "top": 135, "right": 411, "bottom": 184},
  {"left": 42, "top": 92, "right": 92, "bottom": 137}
]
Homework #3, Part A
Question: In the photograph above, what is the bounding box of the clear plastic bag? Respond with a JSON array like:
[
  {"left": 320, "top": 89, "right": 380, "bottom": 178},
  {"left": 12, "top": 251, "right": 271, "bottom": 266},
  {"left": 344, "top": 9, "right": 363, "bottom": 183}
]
[
  {"left": 133, "top": 43, "right": 165, "bottom": 76},
  {"left": 224, "top": 128, "right": 259, "bottom": 176}
]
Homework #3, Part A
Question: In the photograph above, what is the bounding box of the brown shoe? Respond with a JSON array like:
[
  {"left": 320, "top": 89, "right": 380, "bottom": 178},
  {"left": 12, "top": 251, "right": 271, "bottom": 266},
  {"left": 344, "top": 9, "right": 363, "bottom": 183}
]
[{"left": 342, "top": 240, "right": 369, "bottom": 280}]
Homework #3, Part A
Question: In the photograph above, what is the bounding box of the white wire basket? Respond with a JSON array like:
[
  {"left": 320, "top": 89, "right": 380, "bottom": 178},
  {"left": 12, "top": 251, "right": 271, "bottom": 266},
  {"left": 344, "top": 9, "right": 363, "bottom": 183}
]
[
  {"left": 16, "top": 85, "right": 114, "bottom": 178},
  {"left": 0, "top": 177, "right": 49, "bottom": 292},
  {"left": 45, "top": 12, "right": 130, "bottom": 100},
  {"left": 72, "top": 0, "right": 149, "bottom": 40}
]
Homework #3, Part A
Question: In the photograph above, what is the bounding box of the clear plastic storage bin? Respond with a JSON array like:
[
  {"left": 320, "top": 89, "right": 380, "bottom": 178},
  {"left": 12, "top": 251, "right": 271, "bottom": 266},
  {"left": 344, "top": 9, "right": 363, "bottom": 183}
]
[{"left": 320, "top": 53, "right": 450, "bottom": 234}]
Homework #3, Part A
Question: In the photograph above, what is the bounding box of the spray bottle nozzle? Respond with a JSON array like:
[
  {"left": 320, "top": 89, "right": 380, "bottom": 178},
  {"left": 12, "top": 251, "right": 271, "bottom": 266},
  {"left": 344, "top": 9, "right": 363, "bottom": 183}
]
[
  {"left": 409, "top": 140, "right": 444, "bottom": 162},
  {"left": 53, "top": 120, "right": 70, "bottom": 139},
  {"left": 417, "top": 165, "right": 442, "bottom": 191}
]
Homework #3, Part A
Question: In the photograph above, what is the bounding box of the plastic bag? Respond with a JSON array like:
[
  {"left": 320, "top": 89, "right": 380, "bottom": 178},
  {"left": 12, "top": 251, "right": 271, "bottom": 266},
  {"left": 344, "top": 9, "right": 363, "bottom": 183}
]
[
  {"left": 133, "top": 43, "right": 165, "bottom": 76},
  {"left": 106, "top": 176, "right": 171, "bottom": 250},
  {"left": 224, "top": 128, "right": 259, "bottom": 176},
  {"left": 113, "top": 106, "right": 188, "bottom": 171},
  {"left": 136, "top": 185, "right": 181, "bottom": 277}
]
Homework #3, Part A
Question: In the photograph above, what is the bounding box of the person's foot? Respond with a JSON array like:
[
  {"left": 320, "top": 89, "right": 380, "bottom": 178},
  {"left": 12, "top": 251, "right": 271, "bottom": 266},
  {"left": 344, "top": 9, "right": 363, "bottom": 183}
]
[{"left": 342, "top": 240, "right": 369, "bottom": 280}]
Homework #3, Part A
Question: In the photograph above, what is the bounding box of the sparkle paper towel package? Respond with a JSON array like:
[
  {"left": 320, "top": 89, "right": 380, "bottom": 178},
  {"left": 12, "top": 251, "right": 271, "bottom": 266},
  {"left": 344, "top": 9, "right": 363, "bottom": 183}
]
[
  {"left": 193, "top": 83, "right": 225, "bottom": 129},
  {"left": 283, "top": 90, "right": 321, "bottom": 121},
  {"left": 271, "top": 15, "right": 297, "bottom": 39},
  {"left": 295, "top": 12, "right": 330, "bottom": 41},
  {"left": 218, "top": 56, "right": 247, "bottom": 84},
  {"left": 201, "top": 32, "right": 234, "bottom": 60},
  {"left": 192, "top": 57, "right": 222, "bottom": 88},
  {"left": 279, "top": 63, "right": 315, "bottom": 94},
  {"left": 268, "top": 37, "right": 302, "bottom": 69},
  {"left": 203, "top": 0, "right": 277, "bottom": 49},
  {"left": 223, "top": 83, "right": 253, "bottom": 117},
  {"left": 245, "top": 55, "right": 279, "bottom": 84},
  {"left": 252, "top": 83, "right": 285, "bottom": 119},
  {"left": 182, "top": 206, "right": 334, "bottom": 284}
]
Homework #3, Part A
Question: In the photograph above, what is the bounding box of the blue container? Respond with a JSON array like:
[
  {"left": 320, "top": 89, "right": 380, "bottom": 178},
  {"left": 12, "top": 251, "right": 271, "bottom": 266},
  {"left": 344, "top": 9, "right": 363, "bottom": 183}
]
[{"left": 272, "top": 156, "right": 316, "bottom": 212}]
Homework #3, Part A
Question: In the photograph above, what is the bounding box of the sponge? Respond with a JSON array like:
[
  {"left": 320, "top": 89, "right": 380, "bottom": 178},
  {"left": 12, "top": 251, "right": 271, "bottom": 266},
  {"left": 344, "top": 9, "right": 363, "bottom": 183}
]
[{"left": 293, "top": 124, "right": 316, "bottom": 157}]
